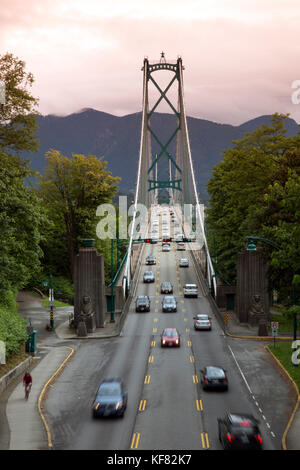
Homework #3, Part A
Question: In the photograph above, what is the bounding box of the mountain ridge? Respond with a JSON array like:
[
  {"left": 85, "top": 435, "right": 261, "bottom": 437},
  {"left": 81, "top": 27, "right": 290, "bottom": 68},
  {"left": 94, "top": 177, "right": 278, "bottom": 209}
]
[{"left": 24, "top": 109, "right": 299, "bottom": 202}]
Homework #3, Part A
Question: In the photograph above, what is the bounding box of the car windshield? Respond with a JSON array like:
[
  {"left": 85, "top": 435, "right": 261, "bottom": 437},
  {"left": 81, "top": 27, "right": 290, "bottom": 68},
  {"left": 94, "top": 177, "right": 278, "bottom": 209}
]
[
  {"left": 185, "top": 284, "right": 197, "bottom": 289},
  {"left": 98, "top": 384, "right": 121, "bottom": 397},
  {"left": 206, "top": 367, "right": 225, "bottom": 378},
  {"left": 144, "top": 272, "right": 153, "bottom": 276},
  {"left": 197, "top": 315, "right": 209, "bottom": 320},
  {"left": 164, "top": 297, "right": 175, "bottom": 304},
  {"left": 162, "top": 283, "right": 171, "bottom": 288},
  {"left": 137, "top": 297, "right": 148, "bottom": 303},
  {"left": 163, "top": 330, "right": 177, "bottom": 337}
]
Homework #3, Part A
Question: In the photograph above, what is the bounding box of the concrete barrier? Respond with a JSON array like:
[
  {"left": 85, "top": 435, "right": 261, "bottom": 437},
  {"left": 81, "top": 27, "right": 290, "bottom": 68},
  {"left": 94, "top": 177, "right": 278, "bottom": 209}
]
[{"left": 0, "top": 356, "right": 33, "bottom": 395}]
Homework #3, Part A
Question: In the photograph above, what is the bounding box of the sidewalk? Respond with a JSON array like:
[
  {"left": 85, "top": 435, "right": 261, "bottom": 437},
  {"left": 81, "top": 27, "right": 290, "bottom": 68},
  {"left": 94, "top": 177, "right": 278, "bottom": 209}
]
[
  {"left": 223, "top": 310, "right": 300, "bottom": 450},
  {"left": 6, "top": 347, "right": 71, "bottom": 450}
]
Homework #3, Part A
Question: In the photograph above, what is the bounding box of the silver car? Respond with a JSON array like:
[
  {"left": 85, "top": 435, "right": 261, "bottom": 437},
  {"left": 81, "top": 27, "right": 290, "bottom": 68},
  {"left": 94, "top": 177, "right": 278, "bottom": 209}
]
[
  {"left": 143, "top": 271, "right": 155, "bottom": 283},
  {"left": 193, "top": 314, "right": 212, "bottom": 330},
  {"left": 179, "top": 258, "right": 189, "bottom": 267}
]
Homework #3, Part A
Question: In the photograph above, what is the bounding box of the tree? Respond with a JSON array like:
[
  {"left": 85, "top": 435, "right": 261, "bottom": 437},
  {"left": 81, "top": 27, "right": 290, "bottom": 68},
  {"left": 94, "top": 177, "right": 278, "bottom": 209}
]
[
  {"left": 0, "top": 52, "right": 39, "bottom": 155},
  {"left": 0, "top": 152, "right": 45, "bottom": 304},
  {"left": 206, "top": 114, "right": 300, "bottom": 295},
  {"left": 36, "top": 149, "right": 121, "bottom": 278}
]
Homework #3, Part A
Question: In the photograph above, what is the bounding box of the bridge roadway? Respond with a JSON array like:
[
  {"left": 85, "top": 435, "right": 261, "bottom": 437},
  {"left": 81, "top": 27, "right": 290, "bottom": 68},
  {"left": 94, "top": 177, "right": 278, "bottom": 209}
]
[{"left": 45, "top": 234, "right": 289, "bottom": 450}]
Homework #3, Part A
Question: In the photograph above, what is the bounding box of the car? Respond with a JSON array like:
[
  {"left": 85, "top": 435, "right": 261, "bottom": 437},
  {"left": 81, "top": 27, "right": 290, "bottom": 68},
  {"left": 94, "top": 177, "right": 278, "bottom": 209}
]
[
  {"left": 200, "top": 366, "right": 228, "bottom": 390},
  {"left": 92, "top": 379, "right": 128, "bottom": 418},
  {"left": 162, "top": 244, "right": 170, "bottom": 252},
  {"left": 183, "top": 284, "right": 198, "bottom": 298},
  {"left": 193, "top": 314, "right": 212, "bottom": 330},
  {"left": 160, "top": 281, "right": 173, "bottom": 294},
  {"left": 135, "top": 295, "right": 150, "bottom": 312},
  {"left": 179, "top": 258, "right": 189, "bottom": 267},
  {"left": 150, "top": 236, "right": 158, "bottom": 244},
  {"left": 218, "top": 413, "right": 263, "bottom": 450},
  {"left": 146, "top": 255, "right": 156, "bottom": 265},
  {"left": 161, "top": 328, "right": 181, "bottom": 347},
  {"left": 177, "top": 242, "right": 185, "bottom": 251},
  {"left": 143, "top": 271, "right": 155, "bottom": 283},
  {"left": 162, "top": 295, "right": 177, "bottom": 312}
]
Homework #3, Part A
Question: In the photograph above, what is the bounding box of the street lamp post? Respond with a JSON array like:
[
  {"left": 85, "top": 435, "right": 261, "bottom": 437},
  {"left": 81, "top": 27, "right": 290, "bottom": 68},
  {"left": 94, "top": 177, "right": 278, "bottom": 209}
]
[
  {"left": 247, "top": 236, "right": 298, "bottom": 365},
  {"left": 49, "top": 273, "right": 54, "bottom": 329}
]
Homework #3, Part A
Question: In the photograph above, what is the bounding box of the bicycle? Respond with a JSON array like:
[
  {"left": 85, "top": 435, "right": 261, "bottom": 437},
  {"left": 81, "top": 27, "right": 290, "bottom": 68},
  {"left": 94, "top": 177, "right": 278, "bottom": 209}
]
[{"left": 24, "top": 383, "right": 32, "bottom": 400}]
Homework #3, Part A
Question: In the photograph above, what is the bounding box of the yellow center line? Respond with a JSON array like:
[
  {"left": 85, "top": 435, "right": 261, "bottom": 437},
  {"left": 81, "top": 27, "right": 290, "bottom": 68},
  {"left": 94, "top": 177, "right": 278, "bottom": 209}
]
[
  {"left": 139, "top": 400, "right": 147, "bottom": 412},
  {"left": 196, "top": 399, "right": 203, "bottom": 411},
  {"left": 201, "top": 432, "right": 209, "bottom": 449},
  {"left": 187, "top": 340, "right": 192, "bottom": 347},
  {"left": 151, "top": 340, "right": 156, "bottom": 347},
  {"left": 144, "top": 375, "right": 151, "bottom": 384},
  {"left": 130, "top": 433, "right": 141, "bottom": 449},
  {"left": 189, "top": 355, "right": 195, "bottom": 363},
  {"left": 193, "top": 375, "right": 199, "bottom": 384},
  {"left": 186, "top": 328, "right": 190, "bottom": 333},
  {"left": 148, "top": 355, "right": 154, "bottom": 363},
  {"left": 153, "top": 327, "right": 157, "bottom": 333}
]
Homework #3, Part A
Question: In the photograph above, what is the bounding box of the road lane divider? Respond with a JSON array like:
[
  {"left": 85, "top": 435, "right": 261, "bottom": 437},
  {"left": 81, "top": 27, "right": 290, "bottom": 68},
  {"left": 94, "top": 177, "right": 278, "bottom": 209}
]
[
  {"left": 201, "top": 432, "right": 209, "bottom": 449},
  {"left": 148, "top": 355, "right": 154, "bottom": 363},
  {"left": 193, "top": 375, "right": 199, "bottom": 384},
  {"left": 144, "top": 375, "right": 151, "bottom": 384},
  {"left": 196, "top": 399, "right": 203, "bottom": 411},
  {"left": 151, "top": 340, "right": 156, "bottom": 347},
  {"left": 189, "top": 355, "right": 195, "bottom": 363},
  {"left": 130, "top": 433, "right": 141, "bottom": 449},
  {"left": 187, "top": 340, "right": 192, "bottom": 347},
  {"left": 139, "top": 400, "right": 147, "bottom": 412},
  {"left": 153, "top": 327, "right": 157, "bottom": 333}
]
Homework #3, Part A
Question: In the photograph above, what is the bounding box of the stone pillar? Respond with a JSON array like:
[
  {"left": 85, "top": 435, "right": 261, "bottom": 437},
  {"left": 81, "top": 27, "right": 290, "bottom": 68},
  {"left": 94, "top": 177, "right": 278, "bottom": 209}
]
[
  {"left": 74, "top": 239, "right": 106, "bottom": 329},
  {"left": 236, "top": 248, "right": 269, "bottom": 323}
]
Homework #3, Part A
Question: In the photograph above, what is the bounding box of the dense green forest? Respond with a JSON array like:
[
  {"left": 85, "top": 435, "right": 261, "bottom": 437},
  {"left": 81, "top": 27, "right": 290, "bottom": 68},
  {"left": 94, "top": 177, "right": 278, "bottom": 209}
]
[
  {"left": 206, "top": 113, "right": 300, "bottom": 308},
  {"left": 0, "top": 53, "right": 123, "bottom": 360}
]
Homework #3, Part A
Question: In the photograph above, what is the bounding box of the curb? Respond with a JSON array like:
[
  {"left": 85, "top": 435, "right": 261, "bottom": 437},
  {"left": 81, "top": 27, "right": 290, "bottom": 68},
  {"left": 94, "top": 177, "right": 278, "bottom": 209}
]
[
  {"left": 37, "top": 346, "right": 75, "bottom": 449},
  {"left": 265, "top": 345, "right": 300, "bottom": 451}
]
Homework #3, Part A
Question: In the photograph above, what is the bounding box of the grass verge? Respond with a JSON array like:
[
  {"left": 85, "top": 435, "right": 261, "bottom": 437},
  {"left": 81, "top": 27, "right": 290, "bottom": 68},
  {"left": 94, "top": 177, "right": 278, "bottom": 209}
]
[
  {"left": 42, "top": 299, "right": 71, "bottom": 308},
  {"left": 268, "top": 341, "right": 300, "bottom": 392}
]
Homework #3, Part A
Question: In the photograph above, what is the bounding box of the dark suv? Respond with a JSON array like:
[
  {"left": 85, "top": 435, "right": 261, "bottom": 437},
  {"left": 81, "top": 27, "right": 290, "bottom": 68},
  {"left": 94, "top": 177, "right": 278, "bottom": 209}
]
[
  {"left": 92, "top": 379, "right": 128, "bottom": 418},
  {"left": 218, "top": 413, "right": 263, "bottom": 450},
  {"left": 161, "top": 282, "right": 173, "bottom": 294},
  {"left": 135, "top": 295, "right": 150, "bottom": 312}
]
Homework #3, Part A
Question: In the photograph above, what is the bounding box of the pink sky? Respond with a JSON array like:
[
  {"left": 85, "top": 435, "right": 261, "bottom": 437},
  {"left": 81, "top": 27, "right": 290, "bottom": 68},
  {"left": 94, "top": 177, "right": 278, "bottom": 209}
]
[{"left": 1, "top": 0, "right": 300, "bottom": 125}]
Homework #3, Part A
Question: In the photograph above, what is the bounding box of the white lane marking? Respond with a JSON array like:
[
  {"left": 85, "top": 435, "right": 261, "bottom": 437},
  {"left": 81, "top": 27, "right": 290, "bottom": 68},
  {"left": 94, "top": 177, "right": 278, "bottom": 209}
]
[{"left": 227, "top": 345, "right": 252, "bottom": 394}]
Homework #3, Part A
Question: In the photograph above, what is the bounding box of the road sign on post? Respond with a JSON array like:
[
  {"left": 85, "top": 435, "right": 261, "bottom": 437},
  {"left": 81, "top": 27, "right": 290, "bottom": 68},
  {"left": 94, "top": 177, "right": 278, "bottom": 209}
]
[{"left": 271, "top": 322, "right": 279, "bottom": 346}]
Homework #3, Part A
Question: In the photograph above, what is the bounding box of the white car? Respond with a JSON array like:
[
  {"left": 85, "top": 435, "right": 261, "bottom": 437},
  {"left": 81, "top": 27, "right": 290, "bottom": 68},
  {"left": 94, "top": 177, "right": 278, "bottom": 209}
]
[
  {"left": 193, "top": 314, "right": 212, "bottom": 330},
  {"left": 183, "top": 284, "right": 198, "bottom": 298},
  {"left": 177, "top": 242, "right": 185, "bottom": 251},
  {"left": 162, "top": 244, "right": 170, "bottom": 252},
  {"left": 179, "top": 258, "right": 189, "bottom": 267}
]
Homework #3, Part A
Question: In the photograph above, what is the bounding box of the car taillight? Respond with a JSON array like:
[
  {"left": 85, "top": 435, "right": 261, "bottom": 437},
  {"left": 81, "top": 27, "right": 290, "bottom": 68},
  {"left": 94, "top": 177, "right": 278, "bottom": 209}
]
[
  {"left": 254, "top": 434, "right": 263, "bottom": 444},
  {"left": 204, "top": 378, "right": 208, "bottom": 383},
  {"left": 226, "top": 433, "right": 236, "bottom": 443},
  {"left": 224, "top": 377, "right": 228, "bottom": 383}
]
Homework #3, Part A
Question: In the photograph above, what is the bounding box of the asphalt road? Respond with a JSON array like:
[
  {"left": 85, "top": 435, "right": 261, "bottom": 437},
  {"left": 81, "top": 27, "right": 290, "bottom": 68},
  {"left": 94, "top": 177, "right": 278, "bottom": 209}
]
[{"left": 44, "top": 227, "right": 293, "bottom": 450}]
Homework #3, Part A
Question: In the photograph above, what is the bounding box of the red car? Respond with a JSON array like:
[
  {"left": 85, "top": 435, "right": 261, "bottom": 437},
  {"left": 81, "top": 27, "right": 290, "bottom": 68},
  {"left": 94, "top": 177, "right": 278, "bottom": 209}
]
[{"left": 161, "top": 328, "right": 181, "bottom": 347}]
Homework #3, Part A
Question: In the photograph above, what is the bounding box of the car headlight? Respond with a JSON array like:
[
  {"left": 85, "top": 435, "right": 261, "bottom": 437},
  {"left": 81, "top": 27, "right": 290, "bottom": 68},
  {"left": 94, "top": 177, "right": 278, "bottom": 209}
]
[
  {"left": 115, "top": 401, "right": 122, "bottom": 410},
  {"left": 175, "top": 339, "right": 179, "bottom": 344},
  {"left": 162, "top": 340, "right": 166, "bottom": 344}
]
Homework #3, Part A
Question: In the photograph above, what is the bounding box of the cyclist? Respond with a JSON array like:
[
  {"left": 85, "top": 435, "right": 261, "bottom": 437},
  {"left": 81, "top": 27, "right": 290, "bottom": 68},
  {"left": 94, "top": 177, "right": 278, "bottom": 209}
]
[{"left": 23, "top": 371, "right": 32, "bottom": 399}]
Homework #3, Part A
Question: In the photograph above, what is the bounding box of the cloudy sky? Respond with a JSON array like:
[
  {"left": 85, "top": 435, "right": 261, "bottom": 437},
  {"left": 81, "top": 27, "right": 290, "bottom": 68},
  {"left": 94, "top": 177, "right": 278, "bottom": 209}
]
[{"left": 1, "top": 0, "right": 300, "bottom": 125}]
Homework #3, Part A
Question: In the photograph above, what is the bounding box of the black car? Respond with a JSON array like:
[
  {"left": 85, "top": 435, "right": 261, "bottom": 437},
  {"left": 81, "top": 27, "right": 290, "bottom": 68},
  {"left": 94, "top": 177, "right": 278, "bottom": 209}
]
[
  {"left": 162, "top": 295, "right": 177, "bottom": 312},
  {"left": 92, "top": 379, "right": 128, "bottom": 418},
  {"left": 200, "top": 366, "right": 228, "bottom": 390},
  {"left": 218, "top": 413, "right": 263, "bottom": 450},
  {"left": 161, "top": 282, "right": 173, "bottom": 294},
  {"left": 146, "top": 255, "right": 156, "bottom": 265},
  {"left": 135, "top": 295, "right": 150, "bottom": 312}
]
